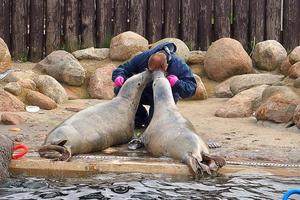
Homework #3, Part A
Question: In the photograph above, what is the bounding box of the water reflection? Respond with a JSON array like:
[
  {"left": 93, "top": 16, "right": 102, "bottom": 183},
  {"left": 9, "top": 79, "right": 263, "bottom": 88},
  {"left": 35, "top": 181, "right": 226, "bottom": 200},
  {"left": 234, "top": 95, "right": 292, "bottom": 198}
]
[{"left": 0, "top": 173, "right": 299, "bottom": 200}]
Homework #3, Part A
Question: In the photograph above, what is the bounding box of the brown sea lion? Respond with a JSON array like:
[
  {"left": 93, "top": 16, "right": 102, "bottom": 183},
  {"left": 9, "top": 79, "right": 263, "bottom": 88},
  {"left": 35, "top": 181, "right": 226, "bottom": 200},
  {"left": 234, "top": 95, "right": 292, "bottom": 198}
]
[
  {"left": 38, "top": 70, "right": 152, "bottom": 161},
  {"left": 142, "top": 70, "right": 225, "bottom": 176},
  {"left": 0, "top": 134, "right": 13, "bottom": 181}
]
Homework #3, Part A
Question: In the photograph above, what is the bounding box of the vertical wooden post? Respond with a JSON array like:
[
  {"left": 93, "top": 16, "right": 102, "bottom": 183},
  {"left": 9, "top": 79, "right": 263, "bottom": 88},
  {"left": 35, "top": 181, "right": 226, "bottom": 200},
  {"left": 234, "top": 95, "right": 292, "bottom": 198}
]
[
  {"left": 233, "top": 0, "right": 250, "bottom": 49},
  {"left": 147, "top": 0, "right": 163, "bottom": 43},
  {"left": 114, "top": 0, "right": 128, "bottom": 35},
  {"left": 64, "top": 0, "right": 79, "bottom": 52},
  {"left": 11, "top": 0, "right": 28, "bottom": 61},
  {"left": 81, "top": 0, "right": 95, "bottom": 48},
  {"left": 180, "top": 0, "right": 198, "bottom": 49},
  {"left": 214, "top": 0, "right": 231, "bottom": 40},
  {"left": 164, "top": 0, "right": 179, "bottom": 38},
  {"left": 249, "top": 0, "right": 266, "bottom": 47},
  {"left": 96, "top": 0, "right": 112, "bottom": 47},
  {"left": 283, "top": 0, "right": 300, "bottom": 51},
  {"left": 0, "top": 0, "right": 11, "bottom": 49},
  {"left": 266, "top": 0, "right": 281, "bottom": 42},
  {"left": 29, "top": 0, "right": 44, "bottom": 61},
  {"left": 198, "top": 0, "right": 213, "bottom": 50},
  {"left": 46, "top": 0, "right": 62, "bottom": 55},
  {"left": 129, "top": 0, "right": 147, "bottom": 37}
]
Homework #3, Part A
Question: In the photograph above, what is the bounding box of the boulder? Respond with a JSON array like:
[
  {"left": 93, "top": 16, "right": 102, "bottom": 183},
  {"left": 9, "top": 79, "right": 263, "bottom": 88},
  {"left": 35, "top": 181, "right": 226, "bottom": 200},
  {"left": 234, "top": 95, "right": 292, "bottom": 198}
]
[
  {"left": 0, "top": 38, "right": 11, "bottom": 72},
  {"left": 4, "top": 82, "right": 22, "bottom": 96},
  {"left": 1, "top": 113, "right": 25, "bottom": 125},
  {"left": 293, "top": 104, "right": 300, "bottom": 128},
  {"left": 252, "top": 40, "right": 287, "bottom": 71},
  {"left": 255, "top": 86, "right": 300, "bottom": 123},
  {"left": 17, "top": 79, "right": 37, "bottom": 90},
  {"left": 0, "top": 89, "right": 25, "bottom": 111},
  {"left": 187, "top": 51, "right": 206, "bottom": 65},
  {"left": 35, "top": 50, "right": 86, "bottom": 86},
  {"left": 280, "top": 57, "right": 292, "bottom": 76},
  {"left": 88, "top": 64, "right": 116, "bottom": 100},
  {"left": 110, "top": 31, "right": 149, "bottom": 61},
  {"left": 289, "top": 46, "right": 300, "bottom": 64},
  {"left": 204, "top": 38, "right": 253, "bottom": 81},
  {"left": 294, "top": 77, "right": 300, "bottom": 88},
  {"left": 72, "top": 47, "right": 110, "bottom": 60},
  {"left": 26, "top": 90, "right": 57, "bottom": 110},
  {"left": 34, "top": 75, "right": 68, "bottom": 104},
  {"left": 215, "top": 85, "right": 268, "bottom": 118},
  {"left": 215, "top": 74, "right": 284, "bottom": 98},
  {"left": 3, "top": 70, "right": 36, "bottom": 82},
  {"left": 288, "top": 62, "right": 300, "bottom": 79},
  {"left": 151, "top": 38, "right": 190, "bottom": 61},
  {"left": 190, "top": 74, "right": 207, "bottom": 100},
  {"left": 0, "top": 134, "right": 13, "bottom": 180}
]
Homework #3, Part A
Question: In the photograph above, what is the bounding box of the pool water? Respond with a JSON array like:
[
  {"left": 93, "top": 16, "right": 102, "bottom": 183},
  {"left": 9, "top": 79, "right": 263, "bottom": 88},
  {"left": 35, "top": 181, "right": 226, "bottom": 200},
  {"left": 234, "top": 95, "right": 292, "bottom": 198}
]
[{"left": 0, "top": 173, "right": 299, "bottom": 200}]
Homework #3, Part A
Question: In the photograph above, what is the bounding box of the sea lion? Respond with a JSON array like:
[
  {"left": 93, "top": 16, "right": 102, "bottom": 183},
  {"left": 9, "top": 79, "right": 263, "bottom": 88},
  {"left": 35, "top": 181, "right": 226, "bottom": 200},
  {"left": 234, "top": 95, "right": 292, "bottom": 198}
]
[
  {"left": 38, "top": 70, "right": 152, "bottom": 161},
  {"left": 0, "top": 134, "right": 13, "bottom": 181},
  {"left": 142, "top": 70, "right": 225, "bottom": 175}
]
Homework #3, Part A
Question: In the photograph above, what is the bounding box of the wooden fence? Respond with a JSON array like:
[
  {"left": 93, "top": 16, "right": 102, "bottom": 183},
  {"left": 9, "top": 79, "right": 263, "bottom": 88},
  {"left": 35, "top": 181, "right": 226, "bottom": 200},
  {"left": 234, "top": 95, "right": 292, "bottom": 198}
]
[{"left": 0, "top": 0, "right": 300, "bottom": 62}]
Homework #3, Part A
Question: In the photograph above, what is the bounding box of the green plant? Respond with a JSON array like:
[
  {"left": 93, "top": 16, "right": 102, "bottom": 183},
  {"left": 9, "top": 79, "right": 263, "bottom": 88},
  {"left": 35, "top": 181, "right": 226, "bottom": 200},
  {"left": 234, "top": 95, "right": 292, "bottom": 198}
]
[{"left": 249, "top": 37, "right": 256, "bottom": 56}]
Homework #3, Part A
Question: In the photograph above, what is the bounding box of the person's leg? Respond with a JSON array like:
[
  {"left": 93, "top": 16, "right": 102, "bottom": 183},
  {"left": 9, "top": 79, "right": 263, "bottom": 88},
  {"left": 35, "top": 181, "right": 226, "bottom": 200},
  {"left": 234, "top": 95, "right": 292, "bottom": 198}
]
[
  {"left": 135, "top": 104, "right": 148, "bottom": 128},
  {"left": 145, "top": 104, "right": 154, "bottom": 127}
]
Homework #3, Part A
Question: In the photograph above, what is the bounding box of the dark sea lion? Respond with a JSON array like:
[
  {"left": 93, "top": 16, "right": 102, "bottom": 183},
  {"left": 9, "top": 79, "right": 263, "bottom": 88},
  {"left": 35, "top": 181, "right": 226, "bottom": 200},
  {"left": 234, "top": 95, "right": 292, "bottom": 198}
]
[
  {"left": 0, "top": 134, "right": 13, "bottom": 181},
  {"left": 142, "top": 70, "right": 225, "bottom": 175},
  {"left": 39, "top": 70, "right": 152, "bottom": 161}
]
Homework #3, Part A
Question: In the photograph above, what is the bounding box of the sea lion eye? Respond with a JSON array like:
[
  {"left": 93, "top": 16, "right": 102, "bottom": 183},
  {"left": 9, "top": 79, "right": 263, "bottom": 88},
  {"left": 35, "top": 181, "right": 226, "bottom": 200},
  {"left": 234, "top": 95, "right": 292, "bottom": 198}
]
[{"left": 138, "top": 83, "right": 141, "bottom": 86}]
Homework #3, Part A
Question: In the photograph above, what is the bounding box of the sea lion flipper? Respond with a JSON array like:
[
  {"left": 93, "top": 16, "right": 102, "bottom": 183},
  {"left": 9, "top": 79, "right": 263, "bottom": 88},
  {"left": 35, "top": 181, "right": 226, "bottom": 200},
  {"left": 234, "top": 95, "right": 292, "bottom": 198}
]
[
  {"left": 202, "top": 153, "right": 226, "bottom": 168},
  {"left": 185, "top": 153, "right": 211, "bottom": 176}
]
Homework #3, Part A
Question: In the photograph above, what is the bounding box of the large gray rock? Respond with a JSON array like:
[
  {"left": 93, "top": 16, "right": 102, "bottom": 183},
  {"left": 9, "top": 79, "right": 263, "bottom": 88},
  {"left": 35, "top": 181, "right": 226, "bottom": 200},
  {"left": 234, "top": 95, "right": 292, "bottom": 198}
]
[
  {"left": 0, "top": 89, "right": 25, "bottom": 111},
  {"left": 288, "top": 61, "right": 300, "bottom": 79},
  {"left": 72, "top": 47, "right": 110, "bottom": 60},
  {"left": 26, "top": 90, "right": 57, "bottom": 110},
  {"left": 3, "top": 70, "right": 36, "bottom": 82},
  {"left": 280, "top": 57, "right": 292, "bottom": 76},
  {"left": 294, "top": 77, "right": 300, "bottom": 88},
  {"left": 0, "top": 38, "right": 11, "bottom": 72},
  {"left": 252, "top": 40, "right": 287, "bottom": 71},
  {"left": 0, "top": 134, "right": 13, "bottom": 181},
  {"left": 1, "top": 113, "right": 25, "bottom": 125},
  {"left": 34, "top": 75, "right": 68, "bottom": 104},
  {"left": 255, "top": 86, "right": 300, "bottom": 123},
  {"left": 215, "top": 85, "right": 268, "bottom": 118},
  {"left": 4, "top": 82, "right": 22, "bottom": 96},
  {"left": 151, "top": 38, "right": 190, "bottom": 61},
  {"left": 293, "top": 104, "right": 300, "bottom": 129},
  {"left": 110, "top": 31, "right": 149, "bottom": 61},
  {"left": 215, "top": 74, "right": 284, "bottom": 98},
  {"left": 204, "top": 38, "right": 253, "bottom": 81},
  {"left": 187, "top": 51, "right": 206, "bottom": 65},
  {"left": 35, "top": 50, "right": 86, "bottom": 86},
  {"left": 88, "top": 64, "right": 116, "bottom": 100},
  {"left": 289, "top": 46, "right": 300, "bottom": 65},
  {"left": 190, "top": 74, "right": 208, "bottom": 100}
]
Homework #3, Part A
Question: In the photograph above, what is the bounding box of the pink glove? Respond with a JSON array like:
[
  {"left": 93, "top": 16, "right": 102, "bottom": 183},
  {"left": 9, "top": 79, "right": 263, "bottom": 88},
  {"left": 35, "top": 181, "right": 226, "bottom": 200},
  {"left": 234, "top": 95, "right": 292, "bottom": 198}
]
[
  {"left": 114, "top": 76, "right": 125, "bottom": 87},
  {"left": 167, "top": 75, "right": 178, "bottom": 87}
]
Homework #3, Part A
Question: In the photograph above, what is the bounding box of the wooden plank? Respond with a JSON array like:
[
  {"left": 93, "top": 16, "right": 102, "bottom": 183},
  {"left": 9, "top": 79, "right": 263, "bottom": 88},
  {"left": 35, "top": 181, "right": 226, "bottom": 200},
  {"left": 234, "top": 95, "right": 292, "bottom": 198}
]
[
  {"left": 265, "top": 0, "right": 281, "bottom": 42},
  {"left": 29, "top": 0, "right": 44, "bottom": 61},
  {"left": 233, "top": 0, "right": 250, "bottom": 49},
  {"left": 214, "top": 0, "right": 231, "bottom": 39},
  {"left": 46, "top": 0, "right": 61, "bottom": 56},
  {"left": 249, "top": 0, "right": 266, "bottom": 47},
  {"left": 0, "top": 0, "right": 11, "bottom": 49},
  {"left": 283, "top": 0, "right": 300, "bottom": 51},
  {"left": 164, "top": 0, "right": 179, "bottom": 38},
  {"left": 64, "top": 0, "right": 79, "bottom": 52},
  {"left": 114, "top": 0, "right": 128, "bottom": 35},
  {"left": 147, "top": 0, "right": 163, "bottom": 43},
  {"left": 80, "top": 0, "right": 95, "bottom": 48},
  {"left": 96, "top": 0, "right": 112, "bottom": 47},
  {"left": 180, "top": 0, "right": 198, "bottom": 49},
  {"left": 129, "top": 0, "right": 147, "bottom": 37},
  {"left": 11, "top": 0, "right": 28, "bottom": 61},
  {"left": 198, "top": 0, "right": 213, "bottom": 50}
]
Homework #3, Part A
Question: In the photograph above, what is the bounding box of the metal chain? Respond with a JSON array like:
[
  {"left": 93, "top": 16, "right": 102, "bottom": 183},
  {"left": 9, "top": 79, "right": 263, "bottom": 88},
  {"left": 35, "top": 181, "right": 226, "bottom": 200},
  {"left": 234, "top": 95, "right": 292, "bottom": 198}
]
[{"left": 226, "top": 161, "right": 300, "bottom": 168}]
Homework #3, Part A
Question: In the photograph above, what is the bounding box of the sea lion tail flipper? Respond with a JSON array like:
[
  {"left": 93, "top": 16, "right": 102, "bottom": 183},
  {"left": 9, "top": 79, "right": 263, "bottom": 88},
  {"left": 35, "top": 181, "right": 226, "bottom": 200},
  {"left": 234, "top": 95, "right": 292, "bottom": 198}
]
[
  {"left": 202, "top": 153, "right": 226, "bottom": 171},
  {"left": 185, "top": 152, "right": 211, "bottom": 176},
  {"left": 38, "top": 140, "right": 72, "bottom": 161}
]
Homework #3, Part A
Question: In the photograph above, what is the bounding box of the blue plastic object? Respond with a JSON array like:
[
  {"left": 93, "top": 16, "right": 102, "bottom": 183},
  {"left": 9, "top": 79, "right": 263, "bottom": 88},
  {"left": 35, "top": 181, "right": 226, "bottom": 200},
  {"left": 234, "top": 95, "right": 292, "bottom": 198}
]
[{"left": 283, "top": 189, "right": 300, "bottom": 200}]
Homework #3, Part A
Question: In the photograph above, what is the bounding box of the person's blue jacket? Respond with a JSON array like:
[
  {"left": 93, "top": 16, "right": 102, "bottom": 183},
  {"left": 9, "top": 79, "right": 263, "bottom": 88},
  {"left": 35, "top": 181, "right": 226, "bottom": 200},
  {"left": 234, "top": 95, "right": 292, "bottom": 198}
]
[{"left": 112, "top": 42, "right": 197, "bottom": 104}]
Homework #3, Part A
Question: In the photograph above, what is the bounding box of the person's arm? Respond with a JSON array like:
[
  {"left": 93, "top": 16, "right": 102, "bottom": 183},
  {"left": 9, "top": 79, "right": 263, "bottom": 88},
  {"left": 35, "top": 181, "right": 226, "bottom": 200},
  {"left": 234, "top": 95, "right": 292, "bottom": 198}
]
[
  {"left": 112, "top": 53, "right": 145, "bottom": 81},
  {"left": 170, "top": 62, "right": 197, "bottom": 99}
]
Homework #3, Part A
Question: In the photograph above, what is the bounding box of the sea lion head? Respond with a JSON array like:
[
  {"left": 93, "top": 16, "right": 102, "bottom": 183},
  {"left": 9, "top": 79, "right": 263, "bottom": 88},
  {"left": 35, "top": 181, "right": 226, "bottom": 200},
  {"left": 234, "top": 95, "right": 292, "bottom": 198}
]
[{"left": 118, "top": 70, "right": 152, "bottom": 101}]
